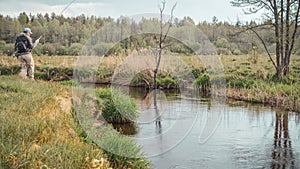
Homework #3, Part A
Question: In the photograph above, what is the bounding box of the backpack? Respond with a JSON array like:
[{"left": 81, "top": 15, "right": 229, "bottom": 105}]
[{"left": 14, "top": 34, "right": 29, "bottom": 55}]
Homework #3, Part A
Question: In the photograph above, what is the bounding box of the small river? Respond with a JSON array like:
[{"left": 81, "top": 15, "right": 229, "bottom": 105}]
[{"left": 121, "top": 87, "right": 300, "bottom": 169}]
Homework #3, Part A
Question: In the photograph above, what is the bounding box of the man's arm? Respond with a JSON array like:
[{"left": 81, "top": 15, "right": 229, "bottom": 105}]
[{"left": 33, "top": 36, "right": 41, "bottom": 48}]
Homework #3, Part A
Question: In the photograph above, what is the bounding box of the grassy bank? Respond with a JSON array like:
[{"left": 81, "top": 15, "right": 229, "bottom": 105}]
[
  {"left": 0, "top": 76, "right": 112, "bottom": 168},
  {"left": 1, "top": 54, "right": 300, "bottom": 113},
  {"left": 222, "top": 55, "right": 300, "bottom": 112},
  {"left": 0, "top": 76, "right": 151, "bottom": 168}
]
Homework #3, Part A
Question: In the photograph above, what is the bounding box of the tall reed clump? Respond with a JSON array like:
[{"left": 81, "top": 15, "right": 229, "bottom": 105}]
[
  {"left": 0, "top": 76, "right": 111, "bottom": 169},
  {"left": 95, "top": 88, "right": 140, "bottom": 124},
  {"left": 194, "top": 72, "right": 210, "bottom": 94}
]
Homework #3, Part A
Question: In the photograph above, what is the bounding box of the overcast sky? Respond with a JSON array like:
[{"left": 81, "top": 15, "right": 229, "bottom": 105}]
[{"left": 0, "top": 0, "right": 261, "bottom": 23}]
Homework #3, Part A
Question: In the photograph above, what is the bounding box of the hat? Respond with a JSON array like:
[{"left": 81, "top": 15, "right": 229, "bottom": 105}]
[{"left": 24, "top": 27, "right": 32, "bottom": 34}]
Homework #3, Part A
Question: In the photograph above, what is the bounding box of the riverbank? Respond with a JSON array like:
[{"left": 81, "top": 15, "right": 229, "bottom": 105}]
[
  {"left": 0, "top": 76, "right": 112, "bottom": 168},
  {"left": 0, "top": 75, "right": 151, "bottom": 169},
  {"left": 1, "top": 54, "right": 299, "bottom": 113},
  {"left": 221, "top": 55, "right": 300, "bottom": 113}
]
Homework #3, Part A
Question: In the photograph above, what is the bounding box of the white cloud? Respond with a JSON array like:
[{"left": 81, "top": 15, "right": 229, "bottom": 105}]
[
  {"left": 0, "top": 0, "right": 260, "bottom": 23},
  {"left": 59, "top": 2, "right": 117, "bottom": 18},
  {"left": 0, "top": 1, "right": 116, "bottom": 18}
]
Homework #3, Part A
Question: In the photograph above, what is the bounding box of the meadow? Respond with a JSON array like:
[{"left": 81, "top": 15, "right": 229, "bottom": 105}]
[
  {"left": 1, "top": 54, "right": 300, "bottom": 112},
  {"left": 0, "top": 55, "right": 151, "bottom": 169},
  {"left": 0, "top": 53, "right": 299, "bottom": 168}
]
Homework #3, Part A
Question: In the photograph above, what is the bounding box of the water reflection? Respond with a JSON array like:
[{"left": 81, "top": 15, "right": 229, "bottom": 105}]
[
  {"left": 153, "top": 89, "right": 162, "bottom": 134},
  {"left": 271, "top": 110, "right": 296, "bottom": 169},
  {"left": 91, "top": 85, "right": 300, "bottom": 168}
]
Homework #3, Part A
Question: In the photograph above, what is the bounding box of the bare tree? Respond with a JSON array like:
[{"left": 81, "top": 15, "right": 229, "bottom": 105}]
[
  {"left": 231, "top": 0, "right": 300, "bottom": 78},
  {"left": 153, "top": 0, "right": 177, "bottom": 88}
]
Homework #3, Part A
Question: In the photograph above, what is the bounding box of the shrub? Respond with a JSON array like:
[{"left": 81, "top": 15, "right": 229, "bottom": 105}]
[
  {"left": 194, "top": 72, "right": 210, "bottom": 93},
  {"left": 43, "top": 43, "right": 56, "bottom": 56},
  {"left": 161, "top": 76, "right": 176, "bottom": 85},
  {"left": 95, "top": 88, "right": 139, "bottom": 123},
  {"left": 68, "top": 43, "right": 82, "bottom": 56},
  {"left": 3, "top": 43, "right": 14, "bottom": 56},
  {"left": 32, "top": 44, "right": 43, "bottom": 56},
  {"left": 0, "top": 65, "right": 20, "bottom": 75}
]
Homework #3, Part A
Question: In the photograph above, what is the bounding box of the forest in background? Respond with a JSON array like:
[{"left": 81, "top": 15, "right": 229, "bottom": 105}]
[{"left": 1, "top": 12, "right": 300, "bottom": 56}]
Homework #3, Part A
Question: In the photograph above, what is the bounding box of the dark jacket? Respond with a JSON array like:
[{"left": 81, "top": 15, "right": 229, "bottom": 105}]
[{"left": 14, "top": 32, "right": 34, "bottom": 56}]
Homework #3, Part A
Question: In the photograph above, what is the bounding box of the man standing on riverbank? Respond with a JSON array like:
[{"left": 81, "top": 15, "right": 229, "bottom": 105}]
[{"left": 14, "top": 27, "right": 41, "bottom": 80}]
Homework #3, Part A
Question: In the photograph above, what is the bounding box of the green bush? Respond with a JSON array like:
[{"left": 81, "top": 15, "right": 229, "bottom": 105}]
[
  {"left": 194, "top": 72, "right": 210, "bottom": 87},
  {"left": 43, "top": 43, "right": 56, "bottom": 56},
  {"left": 192, "top": 68, "right": 204, "bottom": 78},
  {"left": 194, "top": 72, "right": 210, "bottom": 93},
  {"left": 34, "top": 72, "right": 49, "bottom": 80},
  {"left": 68, "top": 43, "right": 82, "bottom": 56},
  {"left": 95, "top": 88, "right": 139, "bottom": 123},
  {"left": 0, "top": 65, "right": 20, "bottom": 75},
  {"left": 3, "top": 43, "right": 14, "bottom": 56},
  {"left": 161, "top": 76, "right": 176, "bottom": 85},
  {"left": 32, "top": 44, "right": 43, "bottom": 56}
]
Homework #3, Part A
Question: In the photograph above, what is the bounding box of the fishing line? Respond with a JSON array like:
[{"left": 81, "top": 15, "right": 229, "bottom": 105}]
[{"left": 61, "top": 0, "right": 77, "bottom": 15}]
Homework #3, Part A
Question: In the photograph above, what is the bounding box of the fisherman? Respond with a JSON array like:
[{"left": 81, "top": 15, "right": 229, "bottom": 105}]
[{"left": 14, "top": 27, "right": 41, "bottom": 80}]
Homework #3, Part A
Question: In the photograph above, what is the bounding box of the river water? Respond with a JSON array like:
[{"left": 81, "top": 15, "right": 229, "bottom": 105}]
[{"left": 122, "top": 87, "right": 300, "bottom": 169}]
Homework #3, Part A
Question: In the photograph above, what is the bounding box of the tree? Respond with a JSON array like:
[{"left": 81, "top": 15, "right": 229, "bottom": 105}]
[
  {"left": 18, "top": 12, "right": 29, "bottom": 26},
  {"left": 231, "top": 0, "right": 300, "bottom": 78},
  {"left": 153, "top": 0, "right": 176, "bottom": 89}
]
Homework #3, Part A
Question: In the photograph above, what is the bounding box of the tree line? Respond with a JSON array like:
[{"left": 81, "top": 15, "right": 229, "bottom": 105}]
[{"left": 0, "top": 12, "right": 300, "bottom": 57}]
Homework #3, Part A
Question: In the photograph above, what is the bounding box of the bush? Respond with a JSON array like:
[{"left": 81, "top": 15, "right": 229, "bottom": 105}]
[
  {"left": 32, "top": 44, "right": 43, "bottom": 56},
  {"left": 192, "top": 68, "right": 204, "bottom": 78},
  {"left": 95, "top": 88, "right": 139, "bottom": 123},
  {"left": 57, "top": 45, "right": 68, "bottom": 55},
  {"left": 161, "top": 76, "right": 176, "bottom": 85},
  {"left": 43, "top": 43, "right": 56, "bottom": 56},
  {"left": 194, "top": 72, "right": 211, "bottom": 93},
  {"left": 92, "top": 43, "right": 114, "bottom": 56},
  {"left": 3, "top": 43, "right": 14, "bottom": 56},
  {"left": 0, "top": 65, "right": 20, "bottom": 75},
  {"left": 0, "top": 40, "right": 6, "bottom": 55},
  {"left": 215, "top": 38, "right": 229, "bottom": 48},
  {"left": 68, "top": 43, "right": 82, "bottom": 56}
]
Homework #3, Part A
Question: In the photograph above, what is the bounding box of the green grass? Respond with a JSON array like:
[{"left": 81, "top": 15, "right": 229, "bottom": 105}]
[
  {"left": 0, "top": 76, "right": 113, "bottom": 168},
  {"left": 95, "top": 88, "right": 140, "bottom": 124},
  {"left": 222, "top": 55, "right": 300, "bottom": 111},
  {"left": 2, "top": 54, "right": 299, "bottom": 112},
  {"left": 73, "top": 87, "right": 151, "bottom": 169}
]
